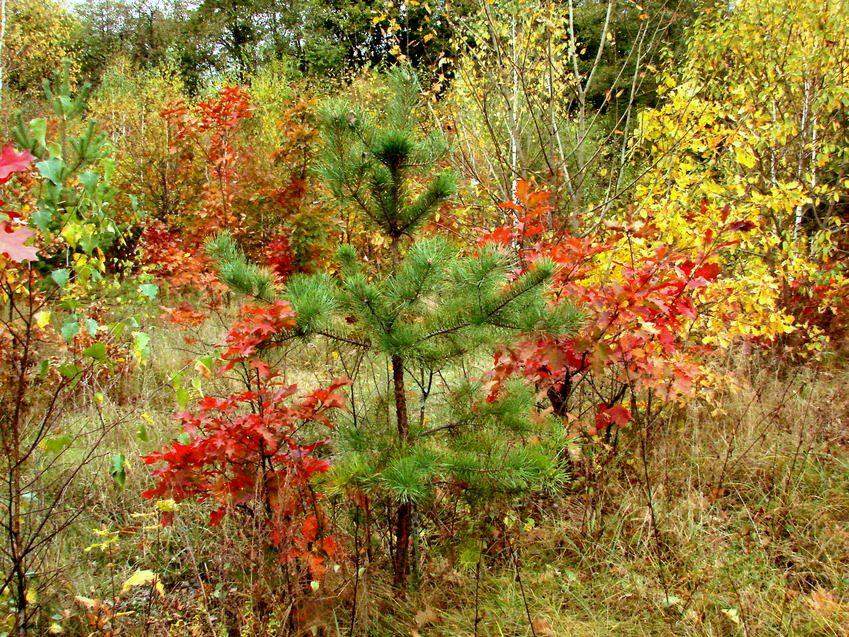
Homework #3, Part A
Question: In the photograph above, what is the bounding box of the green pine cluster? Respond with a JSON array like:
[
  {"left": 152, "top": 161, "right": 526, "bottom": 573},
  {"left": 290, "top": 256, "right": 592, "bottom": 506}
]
[
  {"left": 206, "top": 232, "right": 276, "bottom": 302},
  {"left": 317, "top": 67, "right": 456, "bottom": 248},
  {"left": 208, "top": 67, "right": 581, "bottom": 588}
]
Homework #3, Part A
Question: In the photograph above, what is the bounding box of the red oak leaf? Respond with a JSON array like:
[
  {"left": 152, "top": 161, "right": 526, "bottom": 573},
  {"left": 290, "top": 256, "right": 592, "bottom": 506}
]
[
  {"left": 595, "top": 404, "right": 632, "bottom": 430},
  {"left": 0, "top": 223, "right": 38, "bottom": 262},
  {"left": 0, "top": 145, "right": 34, "bottom": 183}
]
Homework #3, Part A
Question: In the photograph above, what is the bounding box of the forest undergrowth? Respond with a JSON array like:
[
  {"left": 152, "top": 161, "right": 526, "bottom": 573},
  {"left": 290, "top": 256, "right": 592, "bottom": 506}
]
[
  {"left": 2, "top": 0, "right": 849, "bottom": 634},
  {"left": 44, "top": 332, "right": 849, "bottom": 635}
]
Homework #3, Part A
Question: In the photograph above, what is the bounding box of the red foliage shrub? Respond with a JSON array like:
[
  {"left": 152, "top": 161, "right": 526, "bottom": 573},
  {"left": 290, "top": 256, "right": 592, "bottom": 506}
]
[
  {"left": 139, "top": 219, "right": 220, "bottom": 293},
  {"left": 484, "top": 181, "right": 739, "bottom": 438},
  {"left": 780, "top": 267, "right": 849, "bottom": 351},
  {"left": 264, "top": 231, "right": 297, "bottom": 282},
  {"left": 142, "top": 88, "right": 329, "bottom": 295},
  {"left": 143, "top": 300, "right": 347, "bottom": 576}
]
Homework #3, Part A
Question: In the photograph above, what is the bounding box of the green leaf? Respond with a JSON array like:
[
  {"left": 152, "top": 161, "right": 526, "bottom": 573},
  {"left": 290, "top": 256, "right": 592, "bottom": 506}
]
[
  {"left": 58, "top": 363, "right": 80, "bottom": 379},
  {"left": 175, "top": 386, "right": 190, "bottom": 410},
  {"left": 58, "top": 95, "right": 74, "bottom": 116},
  {"left": 102, "top": 157, "right": 115, "bottom": 180},
  {"left": 51, "top": 268, "right": 70, "bottom": 288},
  {"left": 36, "top": 158, "right": 64, "bottom": 186},
  {"left": 136, "top": 424, "right": 149, "bottom": 442},
  {"left": 60, "top": 320, "right": 79, "bottom": 342},
  {"left": 32, "top": 208, "right": 53, "bottom": 232},
  {"left": 29, "top": 118, "right": 47, "bottom": 149},
  {"left": 84, "top": 318, "right": 98, "bottom": 337},
  {"left": 458, "top": 539, "right": 482, "bottom": 570},
  {"left": 138, "top": 283, "right": 159, "bottom": 300},
  {"left": 83, "top": 342, "right": 107, "bottom": 362},
  {"left": 109, "top": 453, "right": 126, "bottom": 488},
  {"left": 78, "top": 171, "right": 99, "bottom": 192},
  {"left": 42, "top": 434, "right": 72, "bottom": 454},
  {"left": 132, "top": 331, "right": 150, "bottom": 365},
  {"left": 110, "top": 320, "right": 127, "bottom": 339}
]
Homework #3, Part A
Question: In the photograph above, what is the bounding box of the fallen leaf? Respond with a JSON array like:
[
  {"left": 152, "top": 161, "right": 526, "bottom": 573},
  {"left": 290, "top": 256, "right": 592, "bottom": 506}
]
[
  {"left": 414, "top": 606, "right": 440, "bottom": 628},
  {"left": 121, "top": 569, "right": 164, "bottom": 596},
  {"left": 532, "top": 617, "right": 555, "bottom": 636},
  {"left": 805, "top": 588, "right": 846, "bottom": 616},
  {"left": 721, "top": 607, "right": 741, "bottom": 625}
]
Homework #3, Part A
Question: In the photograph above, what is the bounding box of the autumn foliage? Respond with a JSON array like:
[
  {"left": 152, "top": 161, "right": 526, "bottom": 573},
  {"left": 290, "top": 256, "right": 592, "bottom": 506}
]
[
  {"left": 0, "top": 145, "right": 36, "bottom": 263},
  {"left": 484, "top": 182, "right": 750, "bottom": 438},
  {"left": 143, "top": 300, "right": 347, "bottom": 576},
  {"left": 140, "top": 87, "right": 326, "bottom": 294},
  {"left": 5, "top": 1, "right": 849, "bottom": 634}
]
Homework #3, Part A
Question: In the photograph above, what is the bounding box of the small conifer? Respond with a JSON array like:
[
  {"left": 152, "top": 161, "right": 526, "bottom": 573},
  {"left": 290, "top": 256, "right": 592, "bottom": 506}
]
[{"left": 209, "top": 66, "right": 580, "bottom": 589}]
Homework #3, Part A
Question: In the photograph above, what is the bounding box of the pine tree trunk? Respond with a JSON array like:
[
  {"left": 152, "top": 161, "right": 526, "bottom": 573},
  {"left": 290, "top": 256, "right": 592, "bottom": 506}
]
[{"left": 390, "top": 353, "right": 412, "bottom": 589}]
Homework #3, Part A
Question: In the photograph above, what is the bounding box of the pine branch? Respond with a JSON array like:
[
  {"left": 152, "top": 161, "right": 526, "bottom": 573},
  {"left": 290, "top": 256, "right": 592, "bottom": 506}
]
[
  {"left": 314, "top": 329, "right": 371, "bottom": 348},
  {"left": 206, "top": 232, "right": 275, "bottom": 301},
  {"left": 399, "top": 171, "right": 456, "bottom": 235}
]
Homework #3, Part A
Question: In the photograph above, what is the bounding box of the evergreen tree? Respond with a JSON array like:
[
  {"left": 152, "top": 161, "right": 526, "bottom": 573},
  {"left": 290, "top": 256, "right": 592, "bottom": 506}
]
[{"left": 209, "top": 67, "right": 581, "bottom": 589}]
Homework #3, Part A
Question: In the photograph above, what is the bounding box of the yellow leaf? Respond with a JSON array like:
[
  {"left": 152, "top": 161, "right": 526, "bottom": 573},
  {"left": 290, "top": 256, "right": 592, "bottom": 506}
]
[
  {"left": 35, "top": 310, "right": 51, "bottom": 328},
  {"left": 155, "top": 498, "right": 178, "bottom": 513},
  {"left": 734, "top": 146, "right": 757, "bottom": 169},
  {"left": 121, "top": 569, "right": 164, "bottom": 596}
]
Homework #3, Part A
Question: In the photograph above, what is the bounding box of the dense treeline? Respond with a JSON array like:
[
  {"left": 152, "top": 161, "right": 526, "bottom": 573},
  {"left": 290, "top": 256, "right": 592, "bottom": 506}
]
[{"left": 6, "top": 0, "right": 697, "bottom": 95}]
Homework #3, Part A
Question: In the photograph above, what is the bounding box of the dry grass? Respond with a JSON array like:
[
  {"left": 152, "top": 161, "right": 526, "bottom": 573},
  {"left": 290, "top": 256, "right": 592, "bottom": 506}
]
[
  {"left": 39, "top": 328, "right": 849, "bottom": 635},
  {"left": 416, "top": 357, "right": 849, "bottom": 636}
]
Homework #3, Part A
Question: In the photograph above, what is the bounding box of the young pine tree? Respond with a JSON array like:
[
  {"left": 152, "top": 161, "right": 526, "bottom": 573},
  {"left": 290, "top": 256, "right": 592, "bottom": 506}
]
[{"left": 209, "top": 67, "right": 581, "bottom": 590}]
